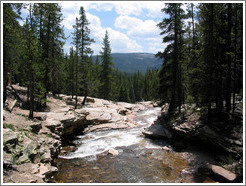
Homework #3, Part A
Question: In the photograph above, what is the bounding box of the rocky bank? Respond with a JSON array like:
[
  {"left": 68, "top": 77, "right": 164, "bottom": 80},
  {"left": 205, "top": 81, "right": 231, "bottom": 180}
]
[
  {"left": 3, "top": 84, "right": 155, "bottom": 183},
  {"left": 143, "top": 102, "right": 243, "bottom": 182}
]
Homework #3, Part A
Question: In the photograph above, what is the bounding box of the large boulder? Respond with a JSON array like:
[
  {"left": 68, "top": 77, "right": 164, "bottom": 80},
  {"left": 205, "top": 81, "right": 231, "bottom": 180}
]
[
  {"left": 86, "top": 109, "right": 112, "bottom": 124},
  {"left": 3, "top": 128, "right": 20, "bottom": 153},
  {"left": 44, "top": 110, "right": 87, "bottom": 139},
  {"left": 30, "top": 122, "right": 42, "bottom": 134},
  {"left": 83, "top": 122, "right": 129, "bottom": 133},
  {"left": 108, "top": 148, "right": 119, "bottom": 156},
  {"left": 142, "top": 124, "right": 172, "bottom": 139},
  {"left": 15, "top": 139, "right": 39, "bottom": 164},
  {"left": 206, "top": 163, "right": 237, "bottom": 182}
]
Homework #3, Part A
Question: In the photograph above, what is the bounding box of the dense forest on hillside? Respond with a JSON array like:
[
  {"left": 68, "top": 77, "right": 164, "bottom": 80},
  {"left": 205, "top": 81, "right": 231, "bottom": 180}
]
[
  {"left": 3, "top": 3, "right": 243, "bottom": 121},
  {"left": 99, "top": 53, "right": 162, "bottom": 74}
]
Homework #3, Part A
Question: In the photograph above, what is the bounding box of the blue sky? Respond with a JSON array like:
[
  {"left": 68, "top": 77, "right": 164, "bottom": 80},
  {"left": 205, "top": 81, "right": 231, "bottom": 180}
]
[{"left": 19, "top": 1, "right": 192, "bottom": 55}]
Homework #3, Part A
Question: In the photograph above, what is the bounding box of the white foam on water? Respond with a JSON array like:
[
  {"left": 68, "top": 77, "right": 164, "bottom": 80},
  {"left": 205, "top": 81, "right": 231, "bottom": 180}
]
[
  {"left": 61, "top": 129, "right": 142, "bottom": 159},
  {"left": 61, "top": 107, "right": 162, "bottom": 160}
]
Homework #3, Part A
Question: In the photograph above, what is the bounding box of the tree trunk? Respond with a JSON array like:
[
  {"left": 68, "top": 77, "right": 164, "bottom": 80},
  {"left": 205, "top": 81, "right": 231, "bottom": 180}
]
[
  {"left": 75, "top": 45, "right": 78, "bottom": 109},
  {"left": 168, "top": 5, "right": 178, "bottom": 115},
  {"left": 29, "top": 85, "right": 34, "bottom": 119},
  {"left": 207, "top": 4, "right": 214, "bottom": 123},
  {"left": 225, "top": 3, "right": 232, "bottom": 112},
  {"left": 43, "top": 12, "right": 51, "bottom": 107},
  {"left": 232, "top": 4, "right": 238, "bottom": 113},
  {"left": 82, "top": 95, "right": 87, "bottom": 105}
]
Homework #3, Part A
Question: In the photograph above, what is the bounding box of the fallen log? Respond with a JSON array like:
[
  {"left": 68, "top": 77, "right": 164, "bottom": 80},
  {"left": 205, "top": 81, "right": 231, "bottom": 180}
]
[{"left": 9, "top": 100, "right": 17, "bottom": 113}]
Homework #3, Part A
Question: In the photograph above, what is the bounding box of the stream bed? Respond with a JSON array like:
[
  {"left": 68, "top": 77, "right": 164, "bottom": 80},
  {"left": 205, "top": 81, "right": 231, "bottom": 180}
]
[{"left": 53, "top": 107, "right": 216, "bottom": 183}]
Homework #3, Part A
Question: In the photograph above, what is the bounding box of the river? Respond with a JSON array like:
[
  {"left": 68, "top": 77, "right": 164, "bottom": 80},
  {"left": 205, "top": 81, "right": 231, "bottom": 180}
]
[{"left": 53, "top": 107, "right": 216, "bottom": 183}]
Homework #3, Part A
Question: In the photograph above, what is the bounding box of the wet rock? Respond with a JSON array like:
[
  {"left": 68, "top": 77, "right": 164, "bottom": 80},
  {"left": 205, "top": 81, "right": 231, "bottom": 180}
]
[
  {"left": 142, "top": 124, "right": 172, "bottom": 139},
  {"left": 161, "top": 103, "right": 169, "bottom": 113},
  {"left": 60, "top": 146, "right": 77, "bottom": 156},
  {"left": 108, "top": 148, "right": 119, "bottom": 156},
  {"left": 37, "top": 163, "right": 58, "bottom": 179},
  {"left": 84, "top": 123, "right": 128, "bottom": 133},
  {"left": 207, "top": 163, "right": 237, "bottom": 182},
  {"left": 162, "top": 146, "right": 172, "bottom": 151}
]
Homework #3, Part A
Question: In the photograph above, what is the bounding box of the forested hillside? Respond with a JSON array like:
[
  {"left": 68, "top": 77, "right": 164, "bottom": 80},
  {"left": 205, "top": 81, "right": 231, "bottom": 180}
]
[{"left": 103, "top": 53, "right": 162, "bottom": 74}]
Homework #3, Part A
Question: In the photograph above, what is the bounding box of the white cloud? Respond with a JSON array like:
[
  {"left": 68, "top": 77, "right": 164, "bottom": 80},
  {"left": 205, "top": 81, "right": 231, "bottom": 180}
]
[
  {"left": 89, "top": 3, "right": 114, "bottom": 12},
  {"left": 61, "top": 1, "right": 164, "bottom": 18},
  {"left": 61, "top": 2, "right": 91, "bottom": 12},
  {"left": 62, "top": 13, "right": 79, "bottom": 30},
  {"left": 90, "top": 43, "right": 102, "bottom": 55},
  {"left": 115, "top": 15, "right": 160, "bottom": 38},
  {"left": 139, "top": 2, "right": 164, "bottom": 18},
  {"left": 114, "top": 3, "right": 142, "bottom": 16},
  {"left": 106, "top": 28, "right": 143, "bottom": 53},
  {"left": 113, "top": 2, "right": 164, "bottom": 18},
  {"left": 148, "top": 41, "right": 164, "bottom": 54}
]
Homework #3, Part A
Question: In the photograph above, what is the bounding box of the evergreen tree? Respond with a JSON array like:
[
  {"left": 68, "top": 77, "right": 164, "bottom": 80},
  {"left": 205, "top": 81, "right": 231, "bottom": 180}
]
[
  {"left": 78, "top": 6, "right": 94, "bottom": 106},
  {"left": 3, "top": 3, "right": 22, "bottom": 104},
  {"left": 232, "top": 3, "right": 243, "bottom": 112},
  {"left": 72, "top": 17, "right": 80, "bottom": 108},
  {"left": 89, "top": 55, "right": 102, "bottom": 98},
  {"left": 99, "top": 30, "right": 114, "bottom": 100},
  {"left": 157, "top": 3, "right": 186, "bottom": 114},
  {"left": 23, "top": 4, "right": 45, "bottom": 118},
  {"left": 33, "top": 3, "right": 65, "bottom": 103}
]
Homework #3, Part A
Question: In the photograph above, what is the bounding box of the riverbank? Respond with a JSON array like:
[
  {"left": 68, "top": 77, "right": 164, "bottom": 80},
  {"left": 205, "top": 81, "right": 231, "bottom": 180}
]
[
  {"left": 2, "top": 84, "right": 155, "bottom": 183},
  {"left": 143, "top": 102, "right": 243, "bottom": 182}
]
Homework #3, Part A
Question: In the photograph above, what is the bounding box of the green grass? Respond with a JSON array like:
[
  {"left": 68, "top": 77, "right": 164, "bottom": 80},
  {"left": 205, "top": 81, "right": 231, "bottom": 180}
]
[
  {"left": 16, "top": 113, "right": 29, "bottom": 121},
  {"left": 18, "top": 128, "right": 36, "bottom": 139},
  {"left": 3, "top": 123, "right": 15, "bottom": 131},
  {"left": 46, "top": 133, "right": 53, "bottom": 138}
]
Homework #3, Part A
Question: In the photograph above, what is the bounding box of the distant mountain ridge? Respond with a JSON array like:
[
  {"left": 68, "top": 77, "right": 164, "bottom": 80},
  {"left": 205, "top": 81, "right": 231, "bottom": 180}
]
[{"left": 94, "top": 53, "right": 163, "bottom": 74}]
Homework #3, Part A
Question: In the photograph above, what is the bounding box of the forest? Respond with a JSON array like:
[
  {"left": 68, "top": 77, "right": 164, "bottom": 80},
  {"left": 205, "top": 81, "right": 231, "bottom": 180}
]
[{"left": 3, "top": 3, "right": 243, "bottom": 120}]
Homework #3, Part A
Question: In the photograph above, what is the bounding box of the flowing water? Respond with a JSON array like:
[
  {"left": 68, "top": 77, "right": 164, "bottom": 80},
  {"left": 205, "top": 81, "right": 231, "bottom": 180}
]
[{"left": 53, "top": 107, "right": 216, "bottom": 183}]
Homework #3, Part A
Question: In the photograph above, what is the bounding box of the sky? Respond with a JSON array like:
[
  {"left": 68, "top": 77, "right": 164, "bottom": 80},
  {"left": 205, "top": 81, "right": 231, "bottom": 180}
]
[
  {"left": 18, "top": 1, "right": 194, "bottom": 55},
  {"left": 59, "top": 1, "right": 167, "bottom": 55}
]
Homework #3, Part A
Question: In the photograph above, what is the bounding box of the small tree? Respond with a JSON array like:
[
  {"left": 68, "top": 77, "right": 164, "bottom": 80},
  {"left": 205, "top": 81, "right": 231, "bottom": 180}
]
[{"left": 99, "top": 30, "right": 114, "bottom": 100}]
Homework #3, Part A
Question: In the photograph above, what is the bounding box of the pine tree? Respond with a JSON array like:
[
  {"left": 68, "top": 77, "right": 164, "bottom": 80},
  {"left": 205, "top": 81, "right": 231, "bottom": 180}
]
[
  {"left": 69, "top": 47, "right": 75, "bottom": 98},
  {"left": 33, "top": 3, "right": 65, "bottom": 103},
  {"left": 72, "top": 7, "right": 94, "bottom": 107},
  {"left": 3, "top": 3, "right": 22, "bottom": 104},
  {"left": 225, "top": 3, "right": 232, "bottom": 112},
  {"left": 157, "top": 3, "right": 186, "bottom": 114},
  {"left": 232, "top": 3, "right": 243, "bottom": 112},
  {"left": 72, "top": 17, "right": 80, "bottom": 108},
  {"left": 89, "top": 55, "right": 101, "bottom": 98},
  {"left": 23, "top": 4, "right": 45, "bottom": 118},
  {"left": 99, "top": 30, "right": 114, "bottom": 100}
]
